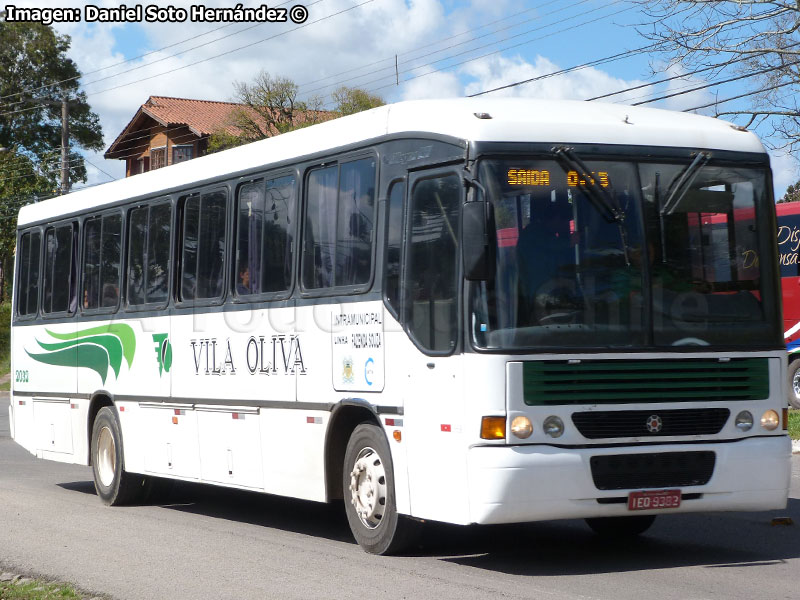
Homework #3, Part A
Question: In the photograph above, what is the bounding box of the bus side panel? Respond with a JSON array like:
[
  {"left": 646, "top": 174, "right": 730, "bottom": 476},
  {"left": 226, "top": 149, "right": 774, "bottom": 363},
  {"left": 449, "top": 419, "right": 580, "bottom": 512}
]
[
  {"left": 109, "top": 315, "right": 171, "bottom": 475},
  {"left": 12, "top": 321, "right": 77, "bottom": 460}
]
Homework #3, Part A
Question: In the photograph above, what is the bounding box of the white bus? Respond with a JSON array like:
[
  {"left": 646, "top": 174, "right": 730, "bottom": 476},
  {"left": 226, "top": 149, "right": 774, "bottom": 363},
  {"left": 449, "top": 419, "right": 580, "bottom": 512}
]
[{"left": 9, "top": 98, "right": 792, "bottom": 554}]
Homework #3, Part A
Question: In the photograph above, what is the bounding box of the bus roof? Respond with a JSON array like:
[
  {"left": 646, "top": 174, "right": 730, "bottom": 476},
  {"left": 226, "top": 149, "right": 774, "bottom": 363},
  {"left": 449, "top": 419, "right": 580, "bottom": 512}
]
[{"left": 18, "top": 97, "right": 767, "bottom": 227}]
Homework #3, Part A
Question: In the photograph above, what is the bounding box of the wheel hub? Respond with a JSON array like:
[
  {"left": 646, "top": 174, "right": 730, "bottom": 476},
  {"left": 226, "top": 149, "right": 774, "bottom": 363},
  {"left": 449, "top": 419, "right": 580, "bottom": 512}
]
[
  {"left": 793, "top": 370, "right": 800, "bottom": 399},
  {"left": 348, "top": 446, "right": 387, "bottom": 529},
  {"left": 96, "top": 426, "right": 116, "bottom": 487}
]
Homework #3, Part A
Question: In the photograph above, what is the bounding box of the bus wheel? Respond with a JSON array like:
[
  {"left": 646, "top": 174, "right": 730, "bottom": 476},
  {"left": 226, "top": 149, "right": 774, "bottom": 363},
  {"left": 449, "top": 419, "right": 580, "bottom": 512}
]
[
  {"left": 585, "top": 515, "right": 656, "bottom": 538},
  {"left": 343, "top": 423, "right": 418, "bottom": 554},
  {"left": 91, "top": 406, "right": 149, "bottom": 506},
  {"left": 788, "top": 359, "right": 800, "bottom": 409}
]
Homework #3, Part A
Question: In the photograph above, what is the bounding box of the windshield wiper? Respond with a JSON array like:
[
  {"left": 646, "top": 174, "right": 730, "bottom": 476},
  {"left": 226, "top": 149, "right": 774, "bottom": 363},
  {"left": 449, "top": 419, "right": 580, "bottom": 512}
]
[
  {"left": 552, "top": 146, "right": 630, "bottom": 265},
  {"left": 660, "top": 151, "right": 711, "bottom": 216}
]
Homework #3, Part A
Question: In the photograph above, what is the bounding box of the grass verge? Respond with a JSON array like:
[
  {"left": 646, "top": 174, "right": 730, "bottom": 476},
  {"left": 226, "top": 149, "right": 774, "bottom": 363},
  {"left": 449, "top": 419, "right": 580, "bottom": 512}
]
[
  {"left": 789, "top": 410, "right": 800, "bottom": 441},
  {"left": 0, "top": 578, "right": 82, "bottom": 599}
]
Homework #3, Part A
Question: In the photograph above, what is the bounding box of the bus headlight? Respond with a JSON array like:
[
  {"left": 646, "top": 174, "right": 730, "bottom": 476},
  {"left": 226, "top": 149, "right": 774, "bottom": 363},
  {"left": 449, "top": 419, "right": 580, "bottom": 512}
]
[
  {"left": 510, "top": 416, "right": 533, "bottom": 439},
  {"left": 543, "top": 416, "right": 564, "bottom": 438},
  {"left": 760, "top": 410, "right": 780, "bottom": 431},
  {"left": 735, "top": 411, "right": 753, "bottom": 432}
]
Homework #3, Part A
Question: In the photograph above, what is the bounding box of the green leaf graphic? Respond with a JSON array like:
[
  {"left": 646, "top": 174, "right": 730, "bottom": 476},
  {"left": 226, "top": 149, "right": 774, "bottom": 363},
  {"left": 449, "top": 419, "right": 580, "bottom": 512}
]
[
  {"left": 26, "top": 344, "right": 109, "bottom": 384},
  {"left": 35, "top": 335, "right": 123, "bottom": 377},
  {"left": 27, "top": 324, "right": 137, "bottom": 383},
  {"left": 45, "top": 324, "right": 136, "bottom": 368}
]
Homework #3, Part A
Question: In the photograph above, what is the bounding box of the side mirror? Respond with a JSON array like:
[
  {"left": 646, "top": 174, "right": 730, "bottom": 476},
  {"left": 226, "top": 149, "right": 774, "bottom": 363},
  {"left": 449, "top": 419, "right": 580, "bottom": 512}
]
[{"left": 462, "top": 200, "right": 495, "bottom": 281}]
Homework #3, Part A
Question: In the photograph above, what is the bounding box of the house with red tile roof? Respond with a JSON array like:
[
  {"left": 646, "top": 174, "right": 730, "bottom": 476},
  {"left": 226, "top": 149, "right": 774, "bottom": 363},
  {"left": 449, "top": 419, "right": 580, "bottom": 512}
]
[{"left": 104, "top": 96, "right": 251, "bottom": 177}]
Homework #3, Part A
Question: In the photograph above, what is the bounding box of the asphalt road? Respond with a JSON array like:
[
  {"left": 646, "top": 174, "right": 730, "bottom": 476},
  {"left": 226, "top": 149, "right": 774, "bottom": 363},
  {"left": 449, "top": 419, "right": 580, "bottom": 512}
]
[{"left": 2, "top": 393, "right": 800, "bottom": 600}]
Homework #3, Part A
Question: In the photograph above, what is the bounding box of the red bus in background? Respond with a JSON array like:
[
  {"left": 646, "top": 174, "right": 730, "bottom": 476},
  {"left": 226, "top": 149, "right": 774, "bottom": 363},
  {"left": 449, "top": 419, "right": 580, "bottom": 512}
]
[{"left": 777, "top": 201, "right": 800, "bottom": 408}]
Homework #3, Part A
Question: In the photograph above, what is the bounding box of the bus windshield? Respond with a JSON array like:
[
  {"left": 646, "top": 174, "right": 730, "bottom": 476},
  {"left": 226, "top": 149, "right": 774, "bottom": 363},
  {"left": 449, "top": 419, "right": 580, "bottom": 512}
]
[{"left": 471, "top": 156, "right": 779, "bottom": 350}]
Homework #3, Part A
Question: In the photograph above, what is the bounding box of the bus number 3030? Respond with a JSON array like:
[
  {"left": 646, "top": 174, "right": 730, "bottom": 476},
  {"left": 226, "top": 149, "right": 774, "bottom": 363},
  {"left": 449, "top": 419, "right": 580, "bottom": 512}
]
[{"left": 15, "top": 370, "right": 29, "bottom": 383}]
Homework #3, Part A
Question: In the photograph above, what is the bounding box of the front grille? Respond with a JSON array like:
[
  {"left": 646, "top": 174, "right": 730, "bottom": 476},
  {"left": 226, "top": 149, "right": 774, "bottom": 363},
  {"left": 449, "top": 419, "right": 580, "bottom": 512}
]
[
  {"left": 590, "top": 451, "right": 716, "bottom": 490},
  {"left": 572, "top": 408, "right": 730, "bottom": 439},
  {"left": 522, "top": 358, "right": 769, "bottom": 405}
]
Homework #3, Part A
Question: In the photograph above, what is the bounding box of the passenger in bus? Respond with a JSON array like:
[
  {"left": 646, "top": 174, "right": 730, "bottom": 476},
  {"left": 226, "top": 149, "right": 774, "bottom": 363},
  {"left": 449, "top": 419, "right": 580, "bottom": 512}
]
[{"left": 238, "top": 266, "right": 252, "bottom": 295}]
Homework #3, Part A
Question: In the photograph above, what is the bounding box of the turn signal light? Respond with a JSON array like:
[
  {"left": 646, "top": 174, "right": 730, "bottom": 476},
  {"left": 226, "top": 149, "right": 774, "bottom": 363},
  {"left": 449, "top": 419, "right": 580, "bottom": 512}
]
[{"left": 481, "top": 416, "right": 506, "bottom": 440}]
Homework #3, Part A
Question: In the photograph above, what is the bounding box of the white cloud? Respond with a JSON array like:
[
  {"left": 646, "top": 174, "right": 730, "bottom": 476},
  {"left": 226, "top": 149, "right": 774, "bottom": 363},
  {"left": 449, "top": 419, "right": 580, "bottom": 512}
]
[
  {"left": 400, "top": 70, "right": 461, "bottom": 100},
  {"left": 460, "top": 54, "right": 649, "bottom": 102}
]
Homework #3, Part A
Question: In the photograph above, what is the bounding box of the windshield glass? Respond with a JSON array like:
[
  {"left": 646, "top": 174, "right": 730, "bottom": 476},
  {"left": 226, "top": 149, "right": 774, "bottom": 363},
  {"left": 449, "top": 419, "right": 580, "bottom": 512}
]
[{"left": 471, "top": 156, "right": 779, "bottom": 351}]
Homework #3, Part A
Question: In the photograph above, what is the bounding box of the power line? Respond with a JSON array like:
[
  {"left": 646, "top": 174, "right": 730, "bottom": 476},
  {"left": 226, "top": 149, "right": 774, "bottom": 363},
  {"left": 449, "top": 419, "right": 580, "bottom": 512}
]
[
  {"left": 0, "top": 0, "right": 371, "bottom": 120},
  {"left": 299, "top": 0, "right": 595, "bottom": 97},
  {"left": 0, "top": 0, "right": 321, "bottom": 109},
  {"left": 469, "top": 44, "right": 659, "bottom": 98},
  {"left": 352, "top": 2, "right": 635, "bottom": 102}
]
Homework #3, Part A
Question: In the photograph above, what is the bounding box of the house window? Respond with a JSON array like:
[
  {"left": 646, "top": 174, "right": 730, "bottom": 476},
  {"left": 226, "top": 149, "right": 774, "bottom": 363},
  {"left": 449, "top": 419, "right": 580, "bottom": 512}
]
[
  {"left": 173, "top": 145, "right": 193, "bottom": 164},
  {"left": 151, "top": 147, "right": 166, "bottom": 170}
]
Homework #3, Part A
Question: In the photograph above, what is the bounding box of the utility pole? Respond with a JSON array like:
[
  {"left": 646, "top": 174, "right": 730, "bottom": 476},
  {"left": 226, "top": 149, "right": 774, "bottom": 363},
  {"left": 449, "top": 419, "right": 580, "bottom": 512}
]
[{"left": 61, "top": 94, "right": 70, "bottom": 195}]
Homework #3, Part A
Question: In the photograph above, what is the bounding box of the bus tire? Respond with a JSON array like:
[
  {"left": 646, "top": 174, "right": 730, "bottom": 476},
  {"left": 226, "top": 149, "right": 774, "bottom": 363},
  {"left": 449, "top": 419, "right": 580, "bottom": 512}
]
[
  {"left": 788, "top": 358, "right": 800, "bottom": 409},
  {"left": 343, "top": 423, "right": 418, "bottom": 554},
  {"left": 91, "top": 406, "right": 149, "bottom": 506},
  {"left": 585, "top": 515, "right": 656, "bottom": 538}
]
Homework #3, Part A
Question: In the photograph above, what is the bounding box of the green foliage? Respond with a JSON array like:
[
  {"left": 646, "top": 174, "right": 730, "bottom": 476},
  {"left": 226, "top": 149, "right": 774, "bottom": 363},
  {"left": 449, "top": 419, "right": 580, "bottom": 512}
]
[
  {"left": 778, "top": 180, "right": 800, "bottom": 204},
  {"left": 0, "top": 22, "right": 104, "bottom": 181},
  {"left": 0, "top": 23, "right": 103, "bottom": 300},
  {"left": 330, "top": 86, "right": 385, "bottom": 116},
  {"left": 789, "top": 409, "right": 800, "bottom": 440},
  {"left": 0, "top": 578, "right": 83, "bottom": 599},
  {"left": 208, "top": 71, "right": 383, "bottom": 152}
]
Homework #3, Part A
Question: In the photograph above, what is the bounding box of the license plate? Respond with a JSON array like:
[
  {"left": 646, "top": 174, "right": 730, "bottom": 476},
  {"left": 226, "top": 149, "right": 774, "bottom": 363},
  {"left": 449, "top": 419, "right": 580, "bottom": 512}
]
[{"left": 628, "top": 489, "right": 681, "bottom": 511}]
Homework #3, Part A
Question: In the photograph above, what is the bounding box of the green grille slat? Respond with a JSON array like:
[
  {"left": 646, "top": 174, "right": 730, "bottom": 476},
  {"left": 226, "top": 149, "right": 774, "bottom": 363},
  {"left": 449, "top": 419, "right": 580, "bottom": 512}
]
[{"left": 522, "top": 358, "right": 769, "bottom": 406}]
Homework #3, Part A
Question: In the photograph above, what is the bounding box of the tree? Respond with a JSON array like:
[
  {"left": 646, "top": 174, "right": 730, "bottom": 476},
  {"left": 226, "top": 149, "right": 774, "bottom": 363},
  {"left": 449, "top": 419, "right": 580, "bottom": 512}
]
[
  {"left": 0, "top": 149, "right": 51, "bottom": 299},
  {"left": 0, "top": 22, "right": 104, "bottom": 184},
  {"left": 779, "top": 180, "right": 800, "bottom": 203},
  {"left": 637, "top": 1, "right": 800, "bottom": 152},
  {"left": 208, "top": 71, "right": 384, "bottom": 152},
  {"left": 0, "top": 22, "right": 104, "bottom": 300},
  {"left": 331, "top": 86, "right": 385, "bottom": 116}
]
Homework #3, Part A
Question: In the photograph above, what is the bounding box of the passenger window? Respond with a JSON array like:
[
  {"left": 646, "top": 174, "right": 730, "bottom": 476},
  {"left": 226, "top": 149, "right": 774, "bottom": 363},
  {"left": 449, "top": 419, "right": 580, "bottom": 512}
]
[
  {"left": 236, "top": 175, "right": 295, "bottom": 296},
  {"left": 406, "top": 174, "right": 461, "bottom": 352},
  {"left": 181, "top": 190, "right": 228, "bottom": 301},
  {"left": 384, "top": 181, "right": 406, "bottom": 316},
  {"left": 82, "top": 213, "right": 121, "bottom": 310},
  {"left": 42, "top": 224, "right": 75, "bottom": 314},
  {"left": 127, "top": 203, "right": 172, "bottom": 306},
  {"left": 303, "top": 157, "right": 376, "bottom": 290},
  {"left": 16, "top": 230, "right": 41, "bottom": 316}
]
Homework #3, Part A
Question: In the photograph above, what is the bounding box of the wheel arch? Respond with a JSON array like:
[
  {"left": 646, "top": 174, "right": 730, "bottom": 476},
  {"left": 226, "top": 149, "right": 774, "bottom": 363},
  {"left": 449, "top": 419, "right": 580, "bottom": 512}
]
[
  {"left": 87, "top": 390, "right": 115, "bottom": 465},
  {"left": 324, "top": 399, "right": 382, "bottom": 502}
]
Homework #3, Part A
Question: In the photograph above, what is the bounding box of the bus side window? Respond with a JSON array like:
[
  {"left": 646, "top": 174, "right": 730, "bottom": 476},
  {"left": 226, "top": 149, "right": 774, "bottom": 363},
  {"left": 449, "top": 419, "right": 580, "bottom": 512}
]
[
  {"left": 407, "top": 174, "right": 461, "bottom": 352},
  {"left": 127, "top": 203, "right": 172, "bottom": 306},
  {"left": 181, "top": 190, "right": 227, "bottom": 301},
  {"left": 42, "top": 223, "right": 76, "bottom": 314},
  {"left": 83, "top": 213, "right": 121, "bottom": 310},
  {"left": 384, "top": 180, "right": 405, "bottom": 317},
  {"left": 16, "top": 230, "right": 41, "bottom": 317},
  {"left": 303, "top": 157, "right": 376, "bottom": 290},
  {"left": 237, "top": 175, "right": 296, "bottom": 297}
]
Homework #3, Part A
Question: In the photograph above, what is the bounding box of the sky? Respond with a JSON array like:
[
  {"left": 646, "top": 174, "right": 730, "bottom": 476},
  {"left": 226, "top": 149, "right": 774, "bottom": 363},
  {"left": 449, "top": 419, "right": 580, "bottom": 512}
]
[{"left": 4, "top": 0, "right": 799, "bottom": 197}]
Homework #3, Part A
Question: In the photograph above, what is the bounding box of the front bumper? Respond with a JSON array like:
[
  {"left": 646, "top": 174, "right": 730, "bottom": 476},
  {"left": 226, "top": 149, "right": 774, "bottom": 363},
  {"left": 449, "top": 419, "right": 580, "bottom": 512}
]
[{"left": 467, "top": 435, "right": 791, "bottom": 524}]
